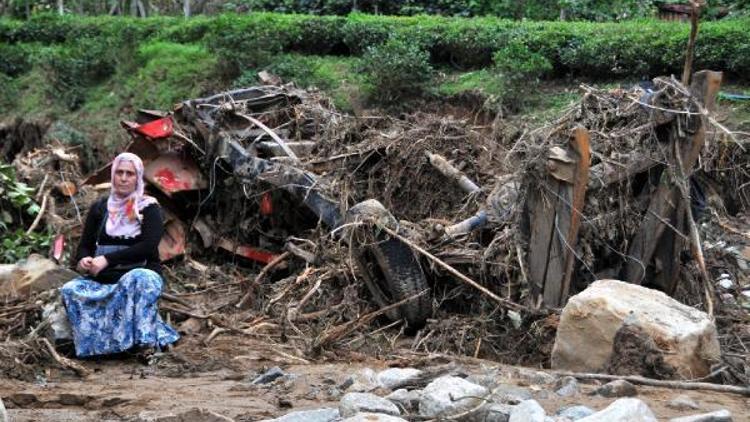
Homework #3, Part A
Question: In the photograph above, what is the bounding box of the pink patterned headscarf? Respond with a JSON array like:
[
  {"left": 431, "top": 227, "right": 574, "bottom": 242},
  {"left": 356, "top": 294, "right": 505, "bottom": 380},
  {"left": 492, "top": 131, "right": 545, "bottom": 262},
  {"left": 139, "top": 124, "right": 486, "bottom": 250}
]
[{"left": 106, "top": 152, "right": 158, "bottom": 238}]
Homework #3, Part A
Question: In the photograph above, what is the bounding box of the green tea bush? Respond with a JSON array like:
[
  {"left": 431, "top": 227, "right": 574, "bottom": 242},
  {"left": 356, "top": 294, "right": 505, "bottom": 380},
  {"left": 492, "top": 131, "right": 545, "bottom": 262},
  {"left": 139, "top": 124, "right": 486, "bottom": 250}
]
[
  {"left": 37, "top": 37, "right": 117, "bottom": 109},
  {"left": 493, "top": 39, "right": 552, "bottom": 106},
  {"left": 362, "top": 37, "right": 433, "bottom": 101},
  {"left": 205, "top": 14, "right": 294, "bottom": 79},
  {"left": 0, "top": 43, "right": 32, "bottom": 76}
]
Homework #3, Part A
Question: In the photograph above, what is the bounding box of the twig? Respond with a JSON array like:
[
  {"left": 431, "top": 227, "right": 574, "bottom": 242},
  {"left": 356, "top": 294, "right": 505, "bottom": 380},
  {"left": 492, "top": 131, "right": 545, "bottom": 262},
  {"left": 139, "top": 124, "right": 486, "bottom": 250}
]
[
  {"left": 379, "top": 226, "right": 528, "bottom": 313},
  {"left": 681, "top": 1, "right": 703, "bottom": 86},
  {"left": 161, "top": 292, "right": 194, "bottom": 309},
  {"left": 26, "top": 192, "right": 49, "bottom": 235},
  {"left": 42, "top": 338, "right": 91, "bottom": 378},
  {"left": 674, "top": 142, "right": 714, "bottom": 319},
  {"left": 236, "top": 251, "right": 291, "bottom": 309},
  {"left": 314, "top": 290, "right": 429, "bottom": 350},
  {"left": 202, "top": 327, "right": 228, "bottom": 345},
  {"left": 552, "top": 371, "right": 750, "bottom": 397}
]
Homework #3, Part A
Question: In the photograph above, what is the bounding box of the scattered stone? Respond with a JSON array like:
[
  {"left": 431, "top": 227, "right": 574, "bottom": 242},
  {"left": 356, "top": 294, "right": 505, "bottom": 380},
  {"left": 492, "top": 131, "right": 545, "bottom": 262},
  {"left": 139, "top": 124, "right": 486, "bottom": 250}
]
[
  {"left": 489, "top": 384, "right": 534, "bottom": 404},
  {"left": 260, "top": 408, "right": 339, "bottom": 422},
  {"left": 467, "top": 366, "right": 504, "bottom": 389},
  {"left": 666, "top": 395, "right": 700, "bottom": 411},
  {"left": 577, "top": 398, "right": 656, "bottom": 422},
  {"left": 552, "top": 280, "right": 721, "bottom": 379},
  {"left": 376, "top": 368, "right": 422, "bottom": 390},
  {"left": 341, "top": 413, "right": 408, "bottom": 422},
  {"left": 343, "top": 369, "right": 380, "bottom": 392},
  {"left": 717, "top": 278, "right": 734, "bottom": 290},
  {"left": 556, "top": 405, "right": 594, "bottom": 421},
  {"left": 668, "top": 409, "right": 733, "bottom": 422},
  {"left": 251, "top": 367, "right": 286, "bottom": 385},
  {"left": 719, "top": 293, "right": 736, "bottom": 305},
  {"left": 477, "top": 403, "right": 514, "bottom": 422},
  {"left": 514, "top": 368, "right": 557, "bottom": 385},
  {"left": 509, "top": 400, "right": 546, "bottom": 422},
  {"left": 419, "top": 376, "right": 488, "bottom": 418},
  {"left": 385, "top": 389, "right": 421, "bottom": 411},
  {"left": 554, "top": 377, "right": 579, "bottom": 397},
  {"left": 152, "top": 408, "right": 235, "bottom": 422},
  {"left": 595, "top": 380, "right": 637, "bottom": 398},
  {"left": 339, "top": 393, "right": 400, "bottom": 418}
]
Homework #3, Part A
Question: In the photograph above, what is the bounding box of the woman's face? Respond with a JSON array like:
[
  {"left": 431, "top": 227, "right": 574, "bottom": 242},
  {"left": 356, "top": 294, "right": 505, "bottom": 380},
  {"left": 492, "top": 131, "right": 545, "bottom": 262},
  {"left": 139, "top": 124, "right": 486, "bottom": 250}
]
[{"left": 113, "top": 160, "right": 137, "bottom": 197}]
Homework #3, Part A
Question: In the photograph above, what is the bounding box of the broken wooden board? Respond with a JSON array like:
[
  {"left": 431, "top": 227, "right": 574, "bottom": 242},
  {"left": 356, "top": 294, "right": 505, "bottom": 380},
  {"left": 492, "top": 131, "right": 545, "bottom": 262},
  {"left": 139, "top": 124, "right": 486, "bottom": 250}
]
[
  {"left": 527, "top": 127, "right": 591, "bottom": 308},
  {"left": 624, "top": 70, "right": 723, "bottom": 286}
]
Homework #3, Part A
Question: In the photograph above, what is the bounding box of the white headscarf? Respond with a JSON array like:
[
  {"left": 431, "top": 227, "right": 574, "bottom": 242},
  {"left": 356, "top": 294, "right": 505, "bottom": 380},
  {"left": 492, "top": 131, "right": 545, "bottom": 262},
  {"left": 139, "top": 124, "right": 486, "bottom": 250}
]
[{"left": 106, "top": 152, "right": 158, "bottom": 238}]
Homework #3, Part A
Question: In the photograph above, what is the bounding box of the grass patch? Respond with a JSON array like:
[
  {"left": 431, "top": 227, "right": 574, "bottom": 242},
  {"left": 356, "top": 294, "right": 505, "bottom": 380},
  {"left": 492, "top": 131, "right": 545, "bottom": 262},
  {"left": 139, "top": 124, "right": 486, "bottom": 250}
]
[
  {"left": 127, "top": 41, "right": 218, "bottom": 110},
  {"left": 261, "top": 53, "right": 366, "bottom": 112}
]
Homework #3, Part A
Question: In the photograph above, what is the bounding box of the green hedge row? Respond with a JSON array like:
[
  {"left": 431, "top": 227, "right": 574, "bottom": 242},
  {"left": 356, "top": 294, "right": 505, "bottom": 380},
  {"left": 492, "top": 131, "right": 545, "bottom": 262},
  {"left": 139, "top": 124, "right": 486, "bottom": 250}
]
[{"left": 1, "top": 13, "right": 749, "bottom": 79}]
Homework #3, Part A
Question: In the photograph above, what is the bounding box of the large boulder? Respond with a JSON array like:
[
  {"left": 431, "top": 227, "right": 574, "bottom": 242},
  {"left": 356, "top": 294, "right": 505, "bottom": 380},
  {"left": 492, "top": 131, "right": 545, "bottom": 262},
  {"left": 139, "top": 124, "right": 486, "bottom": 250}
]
[
  {"left": 551, "top": 280, "right": 720, "bottom": 379},
  {"left": 0, "top": 254, "right": 78, "bottom": 298}
]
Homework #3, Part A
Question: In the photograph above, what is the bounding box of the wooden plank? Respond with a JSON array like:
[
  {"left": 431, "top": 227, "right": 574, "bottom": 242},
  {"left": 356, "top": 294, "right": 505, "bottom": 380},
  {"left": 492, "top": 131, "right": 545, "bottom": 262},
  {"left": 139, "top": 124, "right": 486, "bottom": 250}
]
[
  {"left": 558, "top": 127, "right": 591, "bottom": 304},
  {"left": 527, "top": 182, "right": 557, "bottom": 306},
  {"left": 625, "top": 71, "right": 722, "bottom": 286}
]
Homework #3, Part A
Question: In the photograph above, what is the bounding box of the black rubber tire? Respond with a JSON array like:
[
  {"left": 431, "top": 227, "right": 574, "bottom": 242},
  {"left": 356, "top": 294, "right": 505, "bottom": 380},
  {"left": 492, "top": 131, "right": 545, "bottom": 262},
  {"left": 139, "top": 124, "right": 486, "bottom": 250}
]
[{"left": 354, "top": 236, "right": 431, "bottom": 329}]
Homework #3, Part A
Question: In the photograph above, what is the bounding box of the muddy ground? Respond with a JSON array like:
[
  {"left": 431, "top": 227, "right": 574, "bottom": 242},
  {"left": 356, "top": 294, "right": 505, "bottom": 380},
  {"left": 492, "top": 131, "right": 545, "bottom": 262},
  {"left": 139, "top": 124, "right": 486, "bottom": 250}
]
[{"left": 2, "top": 336, "right": 749, "bottom": 421}]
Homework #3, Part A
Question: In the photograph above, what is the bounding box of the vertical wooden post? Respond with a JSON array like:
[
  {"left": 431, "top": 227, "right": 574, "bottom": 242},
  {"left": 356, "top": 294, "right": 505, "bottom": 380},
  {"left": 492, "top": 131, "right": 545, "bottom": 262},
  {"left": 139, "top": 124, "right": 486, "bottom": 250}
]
[
  {"left": 625, "top": 71, "right": 722, "bottom": 288},
  {"left": 527, "top": 127, "right": 590, "bottom": 308}
]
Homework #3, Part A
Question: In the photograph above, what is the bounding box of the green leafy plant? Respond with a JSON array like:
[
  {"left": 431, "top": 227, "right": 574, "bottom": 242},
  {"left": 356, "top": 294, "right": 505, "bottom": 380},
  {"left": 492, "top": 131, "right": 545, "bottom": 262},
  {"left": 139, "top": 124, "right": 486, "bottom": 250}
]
[
  {"left": 0, "top": 163, "right": 39, "bottom": 231},
  {"left": 362, "top": 37, "right": 434, "bottom": 102},
  {"left": 0, "top": 163, "right": 52, "bottom": 263},
  {"left": 493, "top": 39, "right": 552, "bottom": 108}
]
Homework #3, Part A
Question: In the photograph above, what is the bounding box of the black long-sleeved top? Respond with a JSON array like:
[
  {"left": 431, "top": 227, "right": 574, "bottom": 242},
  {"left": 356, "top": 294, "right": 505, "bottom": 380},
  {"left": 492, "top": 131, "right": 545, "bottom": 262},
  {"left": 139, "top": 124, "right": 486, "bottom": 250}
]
[{"left": 75, "top": 197, "right": 164, "bottom": 284}]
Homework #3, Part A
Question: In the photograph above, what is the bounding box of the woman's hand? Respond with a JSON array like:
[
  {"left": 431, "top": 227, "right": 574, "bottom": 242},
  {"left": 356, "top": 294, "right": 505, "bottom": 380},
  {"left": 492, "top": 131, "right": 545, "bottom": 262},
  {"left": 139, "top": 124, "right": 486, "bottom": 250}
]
[
  {"left": 90, "top": 256, "right": 109, "bottom": 276},
  {"left": 77, "top": 256, "right": 93, "bottom": 273}
]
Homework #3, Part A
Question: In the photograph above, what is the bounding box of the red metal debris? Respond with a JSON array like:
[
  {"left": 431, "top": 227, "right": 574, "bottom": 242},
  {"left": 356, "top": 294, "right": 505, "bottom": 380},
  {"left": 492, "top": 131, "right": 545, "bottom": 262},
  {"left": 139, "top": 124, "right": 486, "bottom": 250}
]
[
  {"left": 144, "top": 152, "right": 207, "bottom": 196},
  {"left": 260, "top": 192, "right": 274, "bottom": 215},
  {"left": 132, "top": 116, "right": 174, "bottom": 139}
]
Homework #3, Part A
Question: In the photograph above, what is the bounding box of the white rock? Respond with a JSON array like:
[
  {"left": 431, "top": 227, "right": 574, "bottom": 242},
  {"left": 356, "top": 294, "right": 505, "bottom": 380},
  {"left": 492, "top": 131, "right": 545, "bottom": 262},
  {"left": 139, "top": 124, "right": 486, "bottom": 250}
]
[
  {"left": 577, "top": 398, "right": 656, "bottom": 422},
  {"left": 509, "top": 400, "right": 546, "bottom": 422},
  {"left": 551, "top": 280, "right": 721, "bottom": 379},
  {"left": 489, "top": 384, "right": 533, "bottom": 404},
  {"left": 514, "top": 368, "right": 557, "bottom": 385},
  {"left": 595, "top": 380, "right": 637, "bottom": 398},
  {"left": 669, "top": 409, "right": 733, "bottom": 422},
  {"left": 376, "top": 368, "right": 422, "bottom": 390},
  {"left": 151, "top": 408, "right": 235, "bottom": 421},
  {"left": 666, "top": 395, "right": 700, "bottom": 411},
  {"left": 260, "top": 408, "right": 340, "bottom": 422},
  {"left": 419, "top": 376, "right": 488, "bottom": 418},
  {"left": 339, "top": 393, "right": 400, "bottom": 417},
  {"left": 385, "top": 389, "right": 421, "bottom": 411},
  {"left": 557, "top": 405, "right": 594, "bottom": 420},
  {"left": 477, "top": 403, "right": 514, "bottom": 422},
  {"left": 341, "top": 413, "right": 408, "bottom": 422},
  {"left": 718, "top": 278, "right": 734, "bottom": 290},
  {"left": 554, "top": 377, "right": 579, "bottom": 397},
  {"left": 0, "top": 397, "right": 6, "bottom": 422},
  {"left": 344, "top": 368, "right": 380, "bottom": 392}
]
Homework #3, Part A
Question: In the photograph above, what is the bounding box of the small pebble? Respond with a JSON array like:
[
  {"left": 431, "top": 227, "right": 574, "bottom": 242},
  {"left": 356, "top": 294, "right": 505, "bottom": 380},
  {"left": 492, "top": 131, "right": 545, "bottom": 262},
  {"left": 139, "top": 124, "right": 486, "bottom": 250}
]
[{"left": 595, "top": 380, "right": 637, "bottom": 398}]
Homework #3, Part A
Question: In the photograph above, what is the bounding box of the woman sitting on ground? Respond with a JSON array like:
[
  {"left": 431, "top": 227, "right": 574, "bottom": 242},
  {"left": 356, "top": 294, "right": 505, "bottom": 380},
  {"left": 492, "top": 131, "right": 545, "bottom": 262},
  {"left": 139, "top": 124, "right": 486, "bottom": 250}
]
[{"left": 61, "top": 152, "right": 179, "bottom": 358}]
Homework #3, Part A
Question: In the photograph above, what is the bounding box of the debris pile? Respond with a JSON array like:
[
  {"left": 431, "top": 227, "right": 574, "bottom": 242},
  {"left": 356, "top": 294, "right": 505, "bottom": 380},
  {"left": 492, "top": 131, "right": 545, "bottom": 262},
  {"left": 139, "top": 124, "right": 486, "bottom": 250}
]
[{"left": 1, "top": 71, "right": 749, "bottom": 385}]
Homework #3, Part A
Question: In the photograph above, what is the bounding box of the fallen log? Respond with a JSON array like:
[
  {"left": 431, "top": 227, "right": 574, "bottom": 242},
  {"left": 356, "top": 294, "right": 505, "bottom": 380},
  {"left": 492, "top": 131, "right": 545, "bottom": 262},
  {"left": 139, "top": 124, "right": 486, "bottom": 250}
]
[{"left": 553, "top": 371, "right": 750, "bottom": 397}]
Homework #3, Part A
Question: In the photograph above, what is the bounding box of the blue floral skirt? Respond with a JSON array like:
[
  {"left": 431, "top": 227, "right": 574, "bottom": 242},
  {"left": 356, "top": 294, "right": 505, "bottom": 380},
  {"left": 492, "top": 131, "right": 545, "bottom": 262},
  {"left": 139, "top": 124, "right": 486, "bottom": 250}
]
[{"left": 61, "top": 268, "right": 180, "bottom": 357}]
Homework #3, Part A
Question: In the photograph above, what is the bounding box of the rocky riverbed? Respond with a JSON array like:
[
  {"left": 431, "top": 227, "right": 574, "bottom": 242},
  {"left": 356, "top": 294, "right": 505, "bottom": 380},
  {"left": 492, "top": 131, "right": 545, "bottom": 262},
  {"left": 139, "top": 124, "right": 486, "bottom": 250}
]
[{"left": 1, "top": 337, "right": 746, "bottom": 422}]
